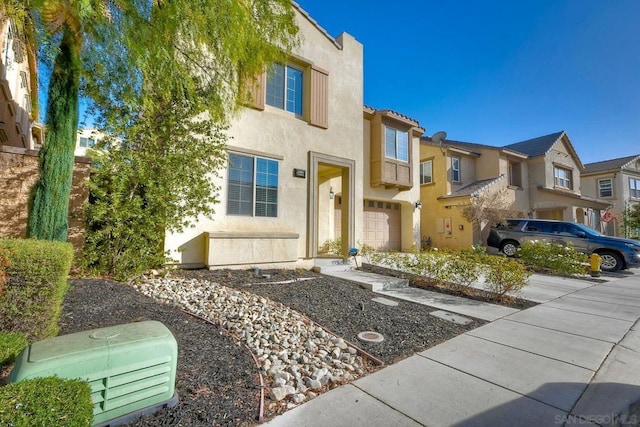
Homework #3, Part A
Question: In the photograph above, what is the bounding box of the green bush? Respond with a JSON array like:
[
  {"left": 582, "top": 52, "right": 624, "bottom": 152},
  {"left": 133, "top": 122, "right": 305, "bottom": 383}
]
[
  {"left": 0, "top": 377, "right": 93, "bottom": 426},
  {"left": 483, "top": 256, "right": 531, "bottom": 297},
  {"left": 517, "top": 240, "right": 588, "bottom": 276},
  {"left": 0, "top": 332, "right": 29, "bottom": 366},
  {"left": 369, "top": 248, "right": 530, "bottom": 299},
  {"left": 0, "top": 238, "right": 73, "bottom": 340}
]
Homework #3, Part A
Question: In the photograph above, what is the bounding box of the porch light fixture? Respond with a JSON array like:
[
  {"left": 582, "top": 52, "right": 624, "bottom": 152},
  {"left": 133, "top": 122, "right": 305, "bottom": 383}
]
[
  {"left": 414, "top": 201, "right": 423, "bottom": 209},
  {"left": 329, "top": 187, "right": 335, "bottom": 199}
]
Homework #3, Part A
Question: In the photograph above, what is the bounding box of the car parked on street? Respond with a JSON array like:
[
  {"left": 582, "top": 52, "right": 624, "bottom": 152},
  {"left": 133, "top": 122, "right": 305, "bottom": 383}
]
[{"left": 487, "top": 219, "right": 640, "bottom": 272}]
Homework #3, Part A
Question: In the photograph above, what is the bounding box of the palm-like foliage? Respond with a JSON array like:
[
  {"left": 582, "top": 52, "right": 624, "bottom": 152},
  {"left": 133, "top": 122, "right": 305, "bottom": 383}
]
[{"left": 12, "top": 0, "right": 298, "bottom": 245}]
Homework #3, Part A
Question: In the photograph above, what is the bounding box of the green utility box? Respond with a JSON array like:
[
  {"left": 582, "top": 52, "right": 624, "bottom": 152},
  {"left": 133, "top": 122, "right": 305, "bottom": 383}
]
[{"left": 9, "top": 320, "right": 178, "bottom": 426}]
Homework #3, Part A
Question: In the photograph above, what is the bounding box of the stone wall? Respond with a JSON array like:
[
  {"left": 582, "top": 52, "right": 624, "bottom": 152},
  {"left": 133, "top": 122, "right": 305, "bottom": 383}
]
[{"left": 0, "top": 147, "right": 90, "bottom": 251}]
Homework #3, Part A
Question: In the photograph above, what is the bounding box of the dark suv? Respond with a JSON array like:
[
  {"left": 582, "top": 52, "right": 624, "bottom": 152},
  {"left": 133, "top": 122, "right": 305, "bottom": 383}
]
[{"left": 487, "top": 219, "right": 640, "bottom": 272}]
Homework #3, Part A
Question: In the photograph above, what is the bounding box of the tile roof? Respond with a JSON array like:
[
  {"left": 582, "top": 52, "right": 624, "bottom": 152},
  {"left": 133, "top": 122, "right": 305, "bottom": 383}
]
[
  {"left": 439, "top": 175, "right": 505, "bottom": 199},
  {"left": 364, "top": 105, "right": 423, "bottom": 129},
  {"left": 502, "top": 131, "right": 565, "bottom": 157},
  {"left": 582, "top": 155, "right": 640, "bottom": 175}
]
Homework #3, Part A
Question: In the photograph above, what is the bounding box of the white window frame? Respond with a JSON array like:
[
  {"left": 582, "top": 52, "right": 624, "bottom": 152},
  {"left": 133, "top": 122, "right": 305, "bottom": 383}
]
[
  {"left": 227, "top": 153, "right": 279, "bottom": 217},
  {"left": 554, "top": 166, "right": 572, "bottom": 189},
  {"left": 266, "top": 63, "right": 304, "bottom": 116},
  {"left": 598, "top": 178, "right": 613, "bottom": 198},
  {"left": 384, "top": 126, "right": 409, "bottom": 163},
  {"left": 420, "top": 160, "right": 433, "bottom": 185},
  {"left": 631, "top": 177, "right": 640, "bottom": 199},
  {"left": 451, "top": 156, "right": 461, "bottom": 183}
]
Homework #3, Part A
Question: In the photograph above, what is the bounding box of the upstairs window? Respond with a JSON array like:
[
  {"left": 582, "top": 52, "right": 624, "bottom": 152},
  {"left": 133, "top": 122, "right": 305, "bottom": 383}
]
[
  {"left": 631, "top": 178, "right": 640, "bottom": 199},
  {"left": 420, "top": 160, "right": 433, "bottom": 184},
  {"left": 554, "top": 166, "right": 572, "bottom": 189},
  {"left": 79, "top": 137, "right": 96, "bottom": 148},
  {"left": 227, "top": 153, "right": 278, "bottom": 217},
  {"left": 451, "top": 157, "right": 461, "bottom": 182},
  {"left": 509, "top": 161, "right": 522, "bottom": 187},
  {"left": 598, "top": 178, "right": 613, "bottom": 198},
  {"left": 266, "top": 63, "right": 303, "bottom": 116},
  {"left": 385, "top": 126, "right": 409, "bottom": 162}
]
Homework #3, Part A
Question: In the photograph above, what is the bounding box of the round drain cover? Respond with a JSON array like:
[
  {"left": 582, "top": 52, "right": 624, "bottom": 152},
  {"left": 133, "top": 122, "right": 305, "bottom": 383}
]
[{"left": 357, "top": 331, "right": 384, "bottom": 343}]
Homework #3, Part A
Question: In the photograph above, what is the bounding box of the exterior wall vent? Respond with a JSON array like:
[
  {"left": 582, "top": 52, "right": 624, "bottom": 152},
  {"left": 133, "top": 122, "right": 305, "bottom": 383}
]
[{"left": 9, "top": 321, "right": 178, "bottom": 426}]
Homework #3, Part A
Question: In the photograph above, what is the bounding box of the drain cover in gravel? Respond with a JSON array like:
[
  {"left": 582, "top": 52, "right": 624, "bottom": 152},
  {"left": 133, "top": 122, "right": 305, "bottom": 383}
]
[
  {"left": 429, "top": 310, "right": 473, "bottom": 325},
  {"left": 371, "top": 297, "right": 399, "bottom": 307},
  {"left": 357, "top": 331, "right": 384, "bottom": 343}
]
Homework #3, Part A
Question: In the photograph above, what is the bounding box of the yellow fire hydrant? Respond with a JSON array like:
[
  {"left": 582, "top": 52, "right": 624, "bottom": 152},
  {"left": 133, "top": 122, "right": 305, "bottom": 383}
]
[{"left": 590, "top": 253, "right": 602, "bottom": 277}]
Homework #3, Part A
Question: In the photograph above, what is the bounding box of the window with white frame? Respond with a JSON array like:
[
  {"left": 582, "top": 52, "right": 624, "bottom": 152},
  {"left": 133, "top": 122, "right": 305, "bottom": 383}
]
[
  {"left": 420, "top": 160, "right": 433, "bottom": 184},
  {"left": 227, "top": 153, "right": 279, "bottom": 217},
  {"left": 266, "top": 63, "right": 303, "bottom": 116},
  {"left": 451, "top": 156, "right": 461, "bottom": 182},
  {"left": 384, "top": 126, "right": 409, "bottom": 162},
  {"left": 79, "top": 137, "right": 96, "bottom": 148},
  {"left": 554, "top": 166, "right": 572, "bottom": 189},
  {"left": 631, "top": 178, "right": 640, "bottom": 199},
  {"left": 598, "top": 178, "right": 613, "bottom": 198}
]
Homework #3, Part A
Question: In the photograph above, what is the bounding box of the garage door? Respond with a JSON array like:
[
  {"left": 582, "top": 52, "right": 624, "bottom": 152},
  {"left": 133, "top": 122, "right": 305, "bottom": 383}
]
[{"left": 363, "top": 200, "right": 401, "bottom": 251}]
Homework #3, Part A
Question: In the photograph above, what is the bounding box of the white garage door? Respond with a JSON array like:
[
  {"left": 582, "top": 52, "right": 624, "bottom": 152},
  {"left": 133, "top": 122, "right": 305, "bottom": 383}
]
[{"left": 363, "top": 200, "right": 401, "bottom": 251}]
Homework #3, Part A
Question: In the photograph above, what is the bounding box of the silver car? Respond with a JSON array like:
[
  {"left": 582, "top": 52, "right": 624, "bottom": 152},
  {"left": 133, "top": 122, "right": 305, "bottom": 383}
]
[{"left": 487, "top": 219, "right": 640, "bottom": 272}]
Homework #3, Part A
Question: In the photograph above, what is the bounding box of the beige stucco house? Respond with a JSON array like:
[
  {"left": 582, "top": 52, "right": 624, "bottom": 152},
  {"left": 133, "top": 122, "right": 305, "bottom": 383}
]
[
  {"left": 581, "top": 155, "right": 640, "bottom": 237},
  {"left": 164, "top": 5, "right": 423, "bottom": 269},
  {"left": 419, "top": 131, "right": 610, "bottom": 249}
]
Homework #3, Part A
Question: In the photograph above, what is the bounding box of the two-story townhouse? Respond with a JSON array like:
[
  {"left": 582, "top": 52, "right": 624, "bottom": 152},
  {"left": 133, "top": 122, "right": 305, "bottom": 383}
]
[
  {"left": 164, "top": 5, "right": 423, "bottom": 269},
  {"left": 419, "top": 131, "right": 610, "bottom": 249},
  {"left": 581, "top": 155, "right": 640, "bottom": 237}
]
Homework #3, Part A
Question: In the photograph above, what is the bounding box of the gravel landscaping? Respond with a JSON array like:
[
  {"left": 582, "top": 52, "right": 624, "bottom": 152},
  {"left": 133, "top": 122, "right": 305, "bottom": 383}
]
[{"left": 60, "top": 268, "right": 484, "bottom": 426}]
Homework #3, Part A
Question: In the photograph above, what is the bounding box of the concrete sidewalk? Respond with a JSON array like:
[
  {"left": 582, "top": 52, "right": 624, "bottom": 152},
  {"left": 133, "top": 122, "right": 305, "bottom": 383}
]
[{"left": 264, "top": 265, "right": 640, "bottom": 426}]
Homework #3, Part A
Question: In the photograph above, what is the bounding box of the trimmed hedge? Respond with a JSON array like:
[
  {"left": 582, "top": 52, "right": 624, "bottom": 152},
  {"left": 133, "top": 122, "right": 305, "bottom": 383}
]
[
  {"left": 0, "top": 238, "right": 74, "bottom": 340},
  {"left": 0, "top": 332, "right": 28, "bottom": 366},
  {"left": 0, "top": 377, "right": 93, "bottom": 426}
]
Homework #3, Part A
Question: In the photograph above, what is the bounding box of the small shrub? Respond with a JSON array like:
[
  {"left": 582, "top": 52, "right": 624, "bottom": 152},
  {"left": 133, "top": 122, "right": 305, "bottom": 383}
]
[
  {"left": 0, "top": 332, "right": 29, "bottom": 366},
  {"left": 0, "top": 376, "right": 93, "bottom": 426},
  {"left": 0, "top": 238, "right": 74, "bottom": 340},
  {"left": 442, "top": 249, "right": 484, "bottom": 290},
  {"left": 319, "top": 238, "right": 342, "bottom": 256},
  {"left": 518, "top": 241, "right": 588, "bottom": 276},
  {"left": 484, "top": 256, "right": 531, "bottom": 298}
]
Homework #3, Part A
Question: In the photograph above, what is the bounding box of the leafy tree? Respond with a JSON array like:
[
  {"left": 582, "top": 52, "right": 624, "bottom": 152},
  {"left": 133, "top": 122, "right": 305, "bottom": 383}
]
[
  {"left": 23, "top": 0, "right": 298, "bottom": 245},
  {"left": 26, "top": 0, "right": 131, "bottom": 241},
  {"left": 80, "top": 1, "right": 299, "bottom": 277},
  {"left": 624, "top": 202, "right": 640, "bottom": 238},
  {"left": 460, "top": 188, "right": 516, "bottom": 244}
]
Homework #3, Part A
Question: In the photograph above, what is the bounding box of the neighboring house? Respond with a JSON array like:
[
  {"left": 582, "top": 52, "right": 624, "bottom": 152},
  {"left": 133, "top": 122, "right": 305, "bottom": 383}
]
[
  {"left": 75, "top": 128, "right": 99, "bottom": 157},
  {"left": 164, "top": 4, "right": 423, "bottom": 269},
  {"left": 419, "top": 131, "right": 610, "bottom": 249},
  {"left": 581, "top": 155, "right": 640, "bottom": 237}
]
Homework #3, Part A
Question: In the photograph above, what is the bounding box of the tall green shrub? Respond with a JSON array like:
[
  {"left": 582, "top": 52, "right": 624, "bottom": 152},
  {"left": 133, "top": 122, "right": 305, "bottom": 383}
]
[
  {"left": 0, "top": 239, "right": 73, "bottom": 340},
  {"left": 27, "top": 27, "right": 81, "bottom": 242}
]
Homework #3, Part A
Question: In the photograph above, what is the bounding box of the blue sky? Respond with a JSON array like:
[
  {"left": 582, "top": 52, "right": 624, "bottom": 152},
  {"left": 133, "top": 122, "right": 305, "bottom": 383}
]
[{"left": 295, "top": 0, "right": 640, "bottom": 164}]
